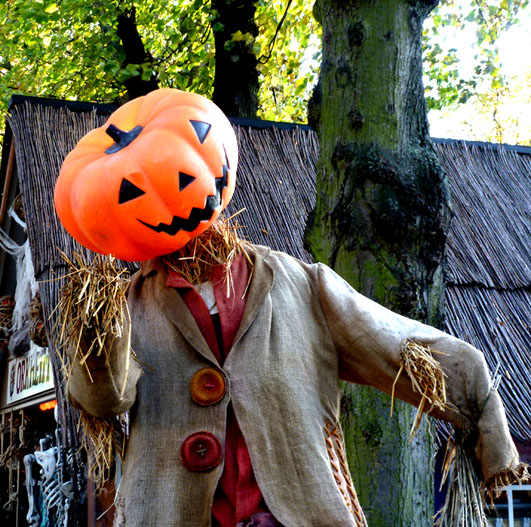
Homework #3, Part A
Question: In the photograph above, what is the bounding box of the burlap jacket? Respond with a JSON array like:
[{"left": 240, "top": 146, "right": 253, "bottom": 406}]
[{"left": 68, "top": 245, "right": 520, "bottom": 527}]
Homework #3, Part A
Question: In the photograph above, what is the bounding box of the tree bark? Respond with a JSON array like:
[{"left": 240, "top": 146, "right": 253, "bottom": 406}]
[
  {"left": 116, "top": 6, "right": 159, "bottom": 100},
  {"left": 307, "top": 1, "right": 450, "bottom": 525},
  {"left": 211, "top": 0, "right": 259, "bottom": 117}
]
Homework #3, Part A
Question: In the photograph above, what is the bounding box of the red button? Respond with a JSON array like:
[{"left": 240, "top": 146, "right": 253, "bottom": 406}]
[
  {"left": 190, "top": 367, "right": 226, "bottom": 406},
  {"left": 180, "top": 432, "right": 223, "bottom": 472}
]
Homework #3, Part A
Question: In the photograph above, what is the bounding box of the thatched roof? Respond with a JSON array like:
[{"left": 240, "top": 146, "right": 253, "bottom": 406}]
[{"left": 2, "top": 96, "right": 530, "bottom": 445}]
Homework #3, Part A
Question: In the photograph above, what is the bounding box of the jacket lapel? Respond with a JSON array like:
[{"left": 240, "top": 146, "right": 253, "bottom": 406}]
[
  {"left": 231, "top": 245, "right": 275, "bottom": 349},
  {"left": 140, "top": 258, "right": 219, "bottom": 365}
]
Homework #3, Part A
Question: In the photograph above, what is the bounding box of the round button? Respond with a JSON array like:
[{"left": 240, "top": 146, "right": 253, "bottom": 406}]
[
  {"left": 190, "top": 367, "right": 226, "bottom": 406},
  {"left": 180, "top": 432, "right": 223, "bottom": 472}
]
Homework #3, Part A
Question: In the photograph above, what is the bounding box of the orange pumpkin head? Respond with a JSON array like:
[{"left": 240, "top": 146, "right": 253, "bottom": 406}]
[{"left": 54, "top": 89, "right": 238, "bottom": 261}]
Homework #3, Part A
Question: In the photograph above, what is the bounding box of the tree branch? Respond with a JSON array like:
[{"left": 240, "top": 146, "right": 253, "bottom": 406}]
[
  {"left": 259, "top": 0, "right": 293, "bottom": 64},
  {"left": 473, "top": 0, "right": 496, "bottom": 45}
]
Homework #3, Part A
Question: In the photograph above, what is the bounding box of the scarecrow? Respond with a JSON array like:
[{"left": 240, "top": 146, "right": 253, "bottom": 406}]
[{"left": 54, "top": 89, "right": 526, "bottom": 527}]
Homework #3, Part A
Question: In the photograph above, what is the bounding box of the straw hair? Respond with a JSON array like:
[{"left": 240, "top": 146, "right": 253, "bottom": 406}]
[
  {"left": 163, "top": 213, "right": 253, "bottom": 290},
  {"left": 391, "top": 340, "right": 448, "bottom": 440},
  {"left": 55, "top": 250, "right": 131, "bottom": 381}
]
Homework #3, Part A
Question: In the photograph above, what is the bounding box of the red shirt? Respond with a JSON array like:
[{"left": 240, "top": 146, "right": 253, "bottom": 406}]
[{"left": 166, "top": 255, "right": 269, "bottom": 526}]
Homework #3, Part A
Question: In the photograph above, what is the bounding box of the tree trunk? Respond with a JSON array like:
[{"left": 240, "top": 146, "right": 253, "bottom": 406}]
[
  {"left": 116, "top": 7, "right": 159, "bottom": 100},
  {"left": 211, "top": 0, "right": 259, "bottom": 117},
  {"left": 307, "top": 1, "right": 451, "bottom": 525}
]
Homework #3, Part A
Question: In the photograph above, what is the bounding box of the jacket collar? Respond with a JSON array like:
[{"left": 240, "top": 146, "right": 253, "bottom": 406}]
[
  {"left": 139, "top": 244, "right": 275, "bottom": 364},
  {"left": 140, "top": 256, "right": 165, "bottom": 277},
  {"left": 232, "top": 244, "right": 275, "bottom": 348}
]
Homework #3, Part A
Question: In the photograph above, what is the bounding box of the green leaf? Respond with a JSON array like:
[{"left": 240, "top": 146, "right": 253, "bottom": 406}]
[
  {"left": 21, "top": 8, "right": 36, "bottom": 18},
  {"left": 465, "top": 10, "right": 476, "bottom": 23},
  {"left": 141, "top": 67, "right": 153, "bottom": 81},
  {"left": 44, "top": 3, "right": 58, "bottom": 14}
]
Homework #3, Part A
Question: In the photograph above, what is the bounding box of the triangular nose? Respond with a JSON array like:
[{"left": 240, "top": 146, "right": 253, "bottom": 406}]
[
  {"left": 179, "top": 172, "right": 196, "bottom": 191},
  {"left": 119, "top": 178, "right": 145, "bottom": 204}
]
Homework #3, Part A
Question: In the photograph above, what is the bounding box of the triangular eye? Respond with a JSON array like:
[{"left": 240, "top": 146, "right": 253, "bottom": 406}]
[
  {"left": 190, "top": 120, "right": 211, "bottom": 144},
  {"left": 179, "top": 172, "right": 196, "bottom": 191},
  {"left": 119, "top": 178, "right": 145, "bottom": 204}
]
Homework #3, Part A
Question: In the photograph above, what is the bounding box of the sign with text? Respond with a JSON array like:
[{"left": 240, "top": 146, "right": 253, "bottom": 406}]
[{"left": 6, "top": 344, "right": 54, "bottom": 406}]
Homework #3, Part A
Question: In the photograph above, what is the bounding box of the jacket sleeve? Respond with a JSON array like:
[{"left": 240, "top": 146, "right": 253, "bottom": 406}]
[
  {"left": 67, "top": 279, "right": 142, "bottom": 419},
  {"left": 317, "top": 263, "right": 521, "bottom": 483}
]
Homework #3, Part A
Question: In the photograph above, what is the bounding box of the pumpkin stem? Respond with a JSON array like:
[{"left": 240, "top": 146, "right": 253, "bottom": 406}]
[
  {"left": 105, "top": 124, "right": 143, "bottom": 154},
  {"left": 106, "top": 124, "right": 126, "bottom": 143}
]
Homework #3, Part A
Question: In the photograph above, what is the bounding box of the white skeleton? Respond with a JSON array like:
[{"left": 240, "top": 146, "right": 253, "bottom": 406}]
[
  {"left": 24, "top": 435, "right": 71, "bottom": 527},
  {"left": 35, "top": 441, "right": 62, "bottom": 512},
  {"left": 23, "top": 454, "right": 40, "bottom": 527}
]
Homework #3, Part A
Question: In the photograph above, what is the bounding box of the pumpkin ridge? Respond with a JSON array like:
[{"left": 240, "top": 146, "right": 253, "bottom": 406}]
[
  {"left": 103, "top": 96, "right": 144, "bottom": 134},
  {"left": 139, "top": 89, "right": 189, "bottom": 122}
]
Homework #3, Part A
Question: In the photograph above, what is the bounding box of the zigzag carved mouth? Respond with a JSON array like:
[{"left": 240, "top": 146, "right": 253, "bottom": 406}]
[
  {"left": 139, "top": 196, "right": 217, "bottom": 234},
  {"left": 138, "top": 170, "right": 228, "bottom": 236}
]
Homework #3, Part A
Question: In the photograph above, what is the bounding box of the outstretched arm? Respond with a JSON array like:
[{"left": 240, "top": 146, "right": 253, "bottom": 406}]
[{"left": 317, "top": 263, "right": 522, "bottom": 484}]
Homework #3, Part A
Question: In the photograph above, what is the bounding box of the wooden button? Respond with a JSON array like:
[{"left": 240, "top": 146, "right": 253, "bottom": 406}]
[
  {"left": 180, "top": 432, "right": 222, "bottom": 472},
  {"left": 190, "top": 367, "right": 225, "bottom": 406}
]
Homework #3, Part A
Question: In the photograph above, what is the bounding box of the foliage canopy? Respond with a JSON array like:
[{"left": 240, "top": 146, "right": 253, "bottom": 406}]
[
  {"left": 0, "top": 0, "right": 320, "bottom": 122},
  {"left": 0, "top": 0, "right": 529, "bottom": 142}
]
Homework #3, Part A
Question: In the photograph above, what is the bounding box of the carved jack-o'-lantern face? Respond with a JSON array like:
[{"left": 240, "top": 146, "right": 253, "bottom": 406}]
[{"left": 54, "top": 89, "right": 238, "bottom": 261}]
